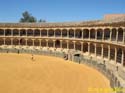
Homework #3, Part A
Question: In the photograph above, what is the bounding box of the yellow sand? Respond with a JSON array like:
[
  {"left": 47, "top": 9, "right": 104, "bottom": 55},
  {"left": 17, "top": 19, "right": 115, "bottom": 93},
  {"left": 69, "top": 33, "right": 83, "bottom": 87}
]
[{"left": 0, "top": 53, "right": 110, "bottom": 93}]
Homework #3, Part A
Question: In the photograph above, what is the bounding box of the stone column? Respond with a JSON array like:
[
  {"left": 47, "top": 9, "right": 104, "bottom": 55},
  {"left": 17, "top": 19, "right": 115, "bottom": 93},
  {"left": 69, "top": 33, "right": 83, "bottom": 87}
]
[
  {"left": 116, "top": 30, "right": 118, "bottom": 42},
  {"left": 94, "top": 43, "right": 97, "bottom": 57},
  {"left": 47, "top": 30, "right": 49, "bottom": 37},
  {"left": 82, "top": 30, "right": 84, "bottom": 39},
  {"left": 110, "top": 30, "right": 112, "bottom": 41},
  {"left": 4, "top": 29, "right": 5, "bottom": 37},
  {"left": 18, "top": 39, "right": 20, "bottom": 45},
  {"left": 67, "top": 40, "right": 69, "bottom": 49},
  {"left": 95, "top": 30, "right": 97, "bottom": 40},
  {"left": 108, "top": 45, "right": 110, "bottom": 61},
  {"left": 3, "top": 38, "right": 5, "bottom": 45},
  {"left": 123, "top": 29, "right": 125, "bottom": 44},
  {"left": 74, "top": 30, "right": 75, "bottom": 39},
  {"left": 19, "top": 30, "right": 20, "bottom": 36},
  {"left": 32, "top": 39, "right": 34, "bottom": 46},
  {"left": 88, "top": 42, "right": 90, "bottom": 55},
  {"left": 11, "top": 29, "right": 13, "bottom": 36},
  {"left": 11, "top": 38, "right": 13, "bottom": 45},
  {"left": 26, "top": 39, "right": 27, "bottom": 46},
  {"left": 3, "top": 38, "right": 6, "bottom": 45},
  {"left": 46, "top": 40, "right": 48, "bottom": 47},
  {"left": 81, "top": 42, "right": 83, "bottom": 51},
  {"left": 61, "top": 30, "right": 62, "bottom": 38},
  {"left": 101, "top": 44, "right": 104, "bottom": 58},
  {"left": 60, "top": 40, "right": 62, "bottom": 48},
  {"left": 89, "top": 30, "right": 90, "bottom": 39},
  {"left": 40, "top": 30, "right": 41, "bottom": 37},
  {"left": 102, "top": 30, "right": 104, "bottom": 40},
  {"left": 54, "top": 30, "right": 55, "bottom": 37},
  {"left": 73, "top": 41, "right": 76, "bottom": 50},
  {"left": 53, "top": 40, "right": 56, "bottom": 48},
  {"left": 67, "top": 30, "right": 69, "bottom": 38},
  {"left": 33, "top": 30, "right": 34, "bottom": 37},
  {"left": 26, "top": 29, "right": 28, "bottom": 36},
  {"left": 121, "top": 49, "right": 124, "bottom": 66},
  {"left": 39, "top": 39, "right": 41, "bottom": 47},
  {"left": 115, "top": 47, "right": 117, "bottom": 64}
]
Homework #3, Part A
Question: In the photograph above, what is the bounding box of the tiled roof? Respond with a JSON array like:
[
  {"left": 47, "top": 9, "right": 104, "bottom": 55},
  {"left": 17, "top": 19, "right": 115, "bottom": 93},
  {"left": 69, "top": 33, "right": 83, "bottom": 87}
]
[{"left": 0, "top": 19, "right": 124, "bottom": 28}]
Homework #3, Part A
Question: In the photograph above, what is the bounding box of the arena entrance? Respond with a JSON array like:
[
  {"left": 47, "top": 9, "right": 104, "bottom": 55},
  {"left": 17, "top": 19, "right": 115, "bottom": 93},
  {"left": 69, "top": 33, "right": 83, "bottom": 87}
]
[
  {"left": 73, "top": 53, "right": 81, "bottom": 63},
  {"left": 67, "top": 50, "right": 81, "bottom": 63}
]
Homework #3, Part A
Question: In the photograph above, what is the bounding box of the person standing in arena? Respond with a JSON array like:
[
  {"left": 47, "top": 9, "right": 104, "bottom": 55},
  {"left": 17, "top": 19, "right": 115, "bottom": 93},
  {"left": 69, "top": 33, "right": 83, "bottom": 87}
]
[{"left": 31, "top": 54, "right": 34, "bottom": 61}]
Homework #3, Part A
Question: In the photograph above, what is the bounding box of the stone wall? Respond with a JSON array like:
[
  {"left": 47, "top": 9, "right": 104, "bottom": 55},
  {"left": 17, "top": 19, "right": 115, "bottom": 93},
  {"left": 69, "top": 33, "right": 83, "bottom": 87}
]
[{"left": 104, "top": 14, "right": 125, "bottom": 21}]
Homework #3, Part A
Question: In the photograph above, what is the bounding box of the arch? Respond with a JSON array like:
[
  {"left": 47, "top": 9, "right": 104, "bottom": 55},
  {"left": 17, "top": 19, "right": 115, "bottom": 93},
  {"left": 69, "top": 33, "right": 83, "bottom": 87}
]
[
  {"left": 90, "top": 29, "right": 95, "bottom": 39},
  {"left": 110, "top": 46, "right": 115, "bottom": 60},
  {"left": 90, "top": 43, "right": 95, "bottom": 54},
  {"left": 0, "top": 29, "right": 4, "bottom": 36},
  {"left": 27, "top": 39, "right": 33, "bottom": 46},
  {"left": 5, "top": 29, "right": 11, "bottom": 36},
  {"left": 69, "top": 41, "right": 74, "bottom": 49},
  {"left": 103, "top": 45, "right": 108, "bottom": 58},
  {"left": 83, "top": 29, "right": 89, "bottom": 39},
  {"left": 5, "top": 38, "right": 11, "bottom": 45},
  {"left": 83, "top": 42, "right": 88, "bottom": 53},
  {"left": 69, "top": 29, "right": 74, "bottom": 38},
  {"left": 55, "top": 40, "right": 60, "bottom": 48},
  {"left": 13, "top": 29, "right": 19, "bottom": 36},
  {"left": 48, "top": 39, "right": 53, "bottom": 47},
  {"left": 41, "top": 39, "right": 46, "bottom": 47},
  {"left": 75, "top": 41, "right": 81, "bottom": 51},
  {"left": 34, "top": 29, "right": 40, "bottom": 36},
  {"left": 13, "top": 38, "right": 19, "bottom": 45},
  {"left": 27, "top": 29, "right": 33, "bottom": 36},
  {"left": 62, "top": 29, "right": 67, "bottom": 37},
  {"left": 104, "top": 28, "right": 110, "bottom": 40},
  {"left": 96, "top": 44, "right": 101, "bottom": 56},
  {"left": 62, "top": 40, "right": 67, "bottom": 49},
  {"left": 34, "top": 39, "right": 40, "bottom": 46},
  {"left": 20, "top": 29, "right": 26, "bottom": 36},
  {"left": 48, "top": 29, "right": 54, "bottom": 37},
  {"left": 41, "top": 29, "right": 47, "bottom": 37},
  {"left": 20, "top": 38, "right": 26, "bottom": 45},
  {"left": 124, "top": 50, "right": 125, "bottom": 66},
  {"left": 111, "top": 28, "right": 117, "bottom": 41},
  {"left": 0, "top": 38, "right": 4, "bottom": 45},
  {"left": 117, "top": 48, "right": 122, "bottom": 64},
  {"left": 118, "top": 28, "right": 123, "bottom": 42},
  {"left": 75, "top": 29, "right": 82, "bottom": 38},
  {"left": 97, "top": 29, "right": 103, "bottom": 40},
  {"left": 55, "top": 29, "right": 61, "bottom": 37}
]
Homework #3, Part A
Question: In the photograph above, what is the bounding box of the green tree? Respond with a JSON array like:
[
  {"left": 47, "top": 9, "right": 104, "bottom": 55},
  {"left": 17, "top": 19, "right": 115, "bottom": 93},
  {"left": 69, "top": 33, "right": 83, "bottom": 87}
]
[
  {"left": 38, "top": 19, "right": 46, "bottom": 23},
  {"left": 20, "top": 11, "right": 37, "bottom": 23}
]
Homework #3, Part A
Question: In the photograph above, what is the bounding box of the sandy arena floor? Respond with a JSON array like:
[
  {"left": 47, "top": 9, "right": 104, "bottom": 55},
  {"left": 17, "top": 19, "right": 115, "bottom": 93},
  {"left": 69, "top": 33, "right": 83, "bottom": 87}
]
[{"left": 0, "top": 53, "right": 110, "bottom": 93}]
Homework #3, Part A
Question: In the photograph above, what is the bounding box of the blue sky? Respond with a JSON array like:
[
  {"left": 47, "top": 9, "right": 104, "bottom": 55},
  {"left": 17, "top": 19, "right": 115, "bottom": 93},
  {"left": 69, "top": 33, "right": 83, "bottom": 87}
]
[{"left": 0, "top": 0, "right": 124, "bottom": 22}]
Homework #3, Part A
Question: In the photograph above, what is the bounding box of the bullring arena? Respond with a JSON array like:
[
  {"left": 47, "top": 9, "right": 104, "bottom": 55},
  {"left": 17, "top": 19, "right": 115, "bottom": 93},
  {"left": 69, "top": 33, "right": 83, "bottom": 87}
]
[
  {"left": 0, "top": 53, "right": 110, "bottom": 93},
  {"left": 0, "top": 14, "right": 125, "bottom": 93}
]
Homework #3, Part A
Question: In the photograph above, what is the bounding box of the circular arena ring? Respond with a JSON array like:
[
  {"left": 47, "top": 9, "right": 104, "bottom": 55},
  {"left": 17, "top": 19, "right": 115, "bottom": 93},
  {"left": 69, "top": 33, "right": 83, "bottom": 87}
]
[
  {"left": 0, "top": 47, "right": 111, "bottom": 93},
  {"left": 0, "top": 20, "right": 125, "bottom": 93}
]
